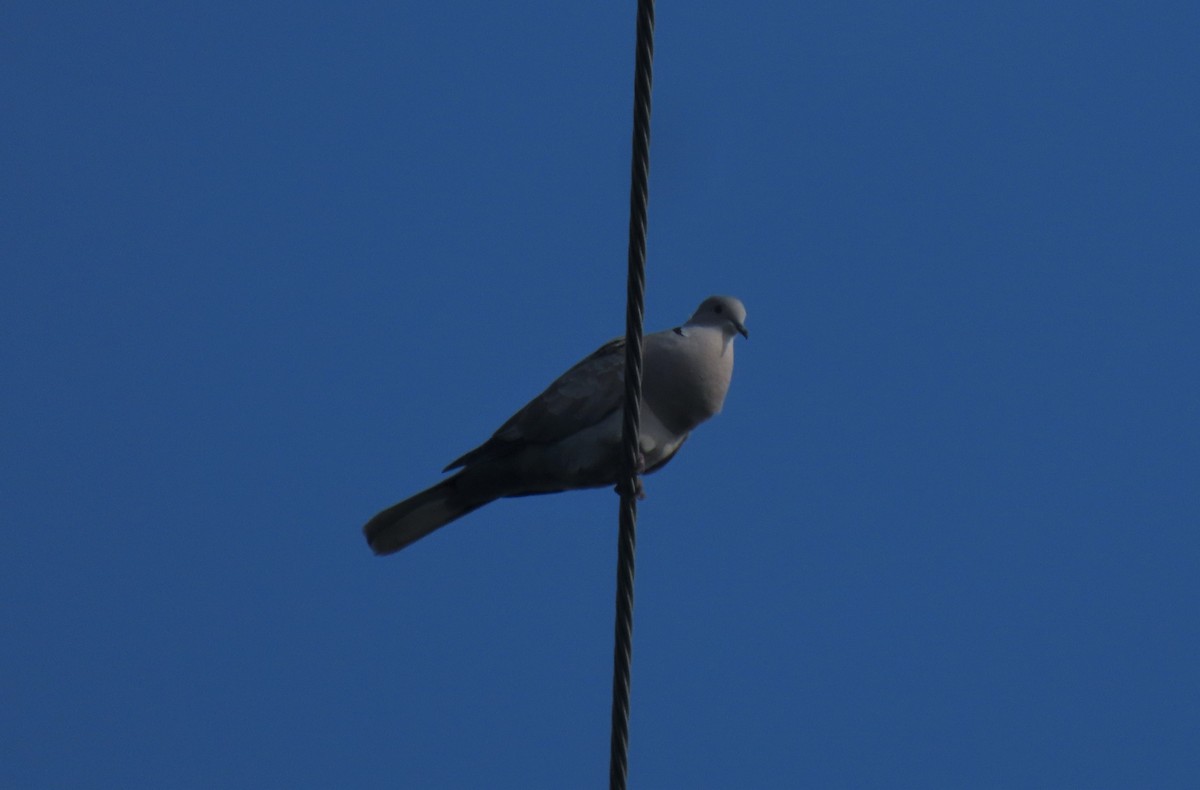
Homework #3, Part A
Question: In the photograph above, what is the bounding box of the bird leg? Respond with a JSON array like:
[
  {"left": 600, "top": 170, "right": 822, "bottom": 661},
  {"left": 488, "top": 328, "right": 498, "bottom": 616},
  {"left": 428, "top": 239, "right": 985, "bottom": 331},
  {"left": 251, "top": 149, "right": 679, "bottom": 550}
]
[
  {"left": 633, "top": 450, "right": 647, "bottom": 498},
  {"left": 614, "top": 450, "right": 648, "bottom": 500}
]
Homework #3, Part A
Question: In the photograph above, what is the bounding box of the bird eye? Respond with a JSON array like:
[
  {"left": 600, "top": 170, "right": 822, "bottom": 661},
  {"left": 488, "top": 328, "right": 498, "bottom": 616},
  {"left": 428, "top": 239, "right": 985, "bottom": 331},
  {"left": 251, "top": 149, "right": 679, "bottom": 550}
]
[{"left": 714, "top": 304, "right": 723, "bottom": 314}]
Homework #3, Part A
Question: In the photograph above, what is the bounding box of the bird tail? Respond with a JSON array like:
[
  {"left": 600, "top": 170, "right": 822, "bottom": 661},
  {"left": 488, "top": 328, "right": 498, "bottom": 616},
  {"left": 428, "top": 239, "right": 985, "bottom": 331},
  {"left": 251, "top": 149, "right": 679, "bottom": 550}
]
[{"left": 363, "top": 474, "right": 494, "bottom": 555}]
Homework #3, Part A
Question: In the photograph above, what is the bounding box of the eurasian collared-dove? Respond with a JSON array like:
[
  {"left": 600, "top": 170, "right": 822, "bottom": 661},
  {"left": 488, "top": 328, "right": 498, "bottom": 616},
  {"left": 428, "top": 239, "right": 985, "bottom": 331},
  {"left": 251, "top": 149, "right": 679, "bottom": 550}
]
[{"left": 363, "top": 295, "right": 748, "bottom": 555}]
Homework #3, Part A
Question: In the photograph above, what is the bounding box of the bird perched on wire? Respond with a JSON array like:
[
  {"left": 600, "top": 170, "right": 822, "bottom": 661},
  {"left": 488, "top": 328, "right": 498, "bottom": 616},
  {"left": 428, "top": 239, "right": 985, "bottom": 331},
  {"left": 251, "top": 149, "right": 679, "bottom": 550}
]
[{"left": 362, "top": 295, "right": 748, "bottom": 555}]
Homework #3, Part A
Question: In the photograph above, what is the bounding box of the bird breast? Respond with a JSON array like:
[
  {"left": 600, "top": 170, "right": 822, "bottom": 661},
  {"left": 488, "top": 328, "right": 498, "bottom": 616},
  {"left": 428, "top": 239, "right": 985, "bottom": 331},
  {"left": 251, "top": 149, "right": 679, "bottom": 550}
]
[{"left": 642, "top": 326, "right": 734, "bottom": 435}]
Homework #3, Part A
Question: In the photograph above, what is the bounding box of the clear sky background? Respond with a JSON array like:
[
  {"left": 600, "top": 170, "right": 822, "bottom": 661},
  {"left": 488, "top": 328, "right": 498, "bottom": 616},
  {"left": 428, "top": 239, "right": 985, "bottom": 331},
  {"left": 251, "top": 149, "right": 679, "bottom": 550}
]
[{"left": 3, "top": 3, "right": 1198, "bottom": 788}]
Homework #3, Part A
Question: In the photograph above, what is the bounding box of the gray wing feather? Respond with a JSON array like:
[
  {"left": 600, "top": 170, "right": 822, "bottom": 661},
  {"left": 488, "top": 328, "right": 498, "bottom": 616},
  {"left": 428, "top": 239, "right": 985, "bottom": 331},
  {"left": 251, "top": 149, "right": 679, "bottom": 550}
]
[{"left": 443, "top": 338, "right": 626, "bottom": 471}]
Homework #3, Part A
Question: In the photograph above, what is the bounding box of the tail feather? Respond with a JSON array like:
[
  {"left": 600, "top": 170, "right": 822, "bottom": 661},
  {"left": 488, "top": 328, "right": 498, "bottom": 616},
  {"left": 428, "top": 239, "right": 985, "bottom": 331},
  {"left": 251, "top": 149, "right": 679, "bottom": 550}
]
[{"left": 363, "top": 475, "right": 494, "bottom": 555}]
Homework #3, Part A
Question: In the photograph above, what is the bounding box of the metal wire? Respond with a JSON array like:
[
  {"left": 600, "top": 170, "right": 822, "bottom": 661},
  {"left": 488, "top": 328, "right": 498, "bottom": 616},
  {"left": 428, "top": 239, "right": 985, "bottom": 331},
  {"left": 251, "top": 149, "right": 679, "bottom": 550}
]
[{"left": 610, "top": 1, "right": 655, "bottom": 787}]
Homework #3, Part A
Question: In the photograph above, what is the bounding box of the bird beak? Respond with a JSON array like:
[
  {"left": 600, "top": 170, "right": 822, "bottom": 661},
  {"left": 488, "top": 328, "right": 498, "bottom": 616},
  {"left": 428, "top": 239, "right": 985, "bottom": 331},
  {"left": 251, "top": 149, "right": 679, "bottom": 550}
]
[{"left": 735, "top": 322, "right": 749, "bottom": 339}]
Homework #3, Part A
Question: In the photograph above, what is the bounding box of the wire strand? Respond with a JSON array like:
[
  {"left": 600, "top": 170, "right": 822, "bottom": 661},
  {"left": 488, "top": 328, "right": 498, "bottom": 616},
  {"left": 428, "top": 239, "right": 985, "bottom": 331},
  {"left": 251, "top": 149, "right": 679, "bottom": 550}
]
[{"left": 610, "top": 1, "right": 655, "bottom": 788}]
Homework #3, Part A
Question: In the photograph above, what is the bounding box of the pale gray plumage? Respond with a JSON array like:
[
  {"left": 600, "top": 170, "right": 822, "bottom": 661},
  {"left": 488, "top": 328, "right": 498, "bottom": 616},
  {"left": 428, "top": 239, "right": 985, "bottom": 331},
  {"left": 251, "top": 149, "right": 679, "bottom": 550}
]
[{"left": 363, "top": 295, "right": 748, "bottom": 555}]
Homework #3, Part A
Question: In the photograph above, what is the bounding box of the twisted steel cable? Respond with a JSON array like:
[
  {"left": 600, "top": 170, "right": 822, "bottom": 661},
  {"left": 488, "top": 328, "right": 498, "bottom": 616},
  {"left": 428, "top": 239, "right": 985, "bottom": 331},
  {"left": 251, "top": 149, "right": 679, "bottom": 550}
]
[{"left": 610, "top": 1, "right": 655, "bottom": 788}]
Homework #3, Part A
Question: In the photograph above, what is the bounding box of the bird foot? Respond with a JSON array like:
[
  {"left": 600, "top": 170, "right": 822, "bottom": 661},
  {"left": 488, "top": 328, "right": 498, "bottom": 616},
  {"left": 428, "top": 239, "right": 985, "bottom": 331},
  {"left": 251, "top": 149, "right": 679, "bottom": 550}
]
[
  {"left": 614, "top": 476, "right": 646, "bottom": 501},
  {"left": 614, "top": 451, "right": 648, "bottom": 499}
]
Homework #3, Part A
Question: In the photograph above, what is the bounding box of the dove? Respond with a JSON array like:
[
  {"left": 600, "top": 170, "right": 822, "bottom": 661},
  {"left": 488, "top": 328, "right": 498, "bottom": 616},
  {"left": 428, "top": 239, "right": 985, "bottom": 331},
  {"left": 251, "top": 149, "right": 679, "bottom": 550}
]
[{"left": 363, "top": 295, "right": 748, "bottom": 555}]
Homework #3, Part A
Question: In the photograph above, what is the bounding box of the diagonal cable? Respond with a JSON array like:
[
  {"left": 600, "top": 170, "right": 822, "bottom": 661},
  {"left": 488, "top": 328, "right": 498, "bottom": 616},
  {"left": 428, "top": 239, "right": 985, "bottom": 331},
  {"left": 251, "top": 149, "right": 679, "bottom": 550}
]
[{"left": 610, "top": 1, "right": 655, "bottom": 788}]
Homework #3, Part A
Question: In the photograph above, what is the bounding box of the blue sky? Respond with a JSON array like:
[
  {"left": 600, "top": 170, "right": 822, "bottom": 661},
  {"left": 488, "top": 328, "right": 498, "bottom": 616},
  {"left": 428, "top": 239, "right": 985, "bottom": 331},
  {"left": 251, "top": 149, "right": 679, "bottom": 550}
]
[{"left": 3, "top": 2, "right": 1198, "bottom": 787}]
